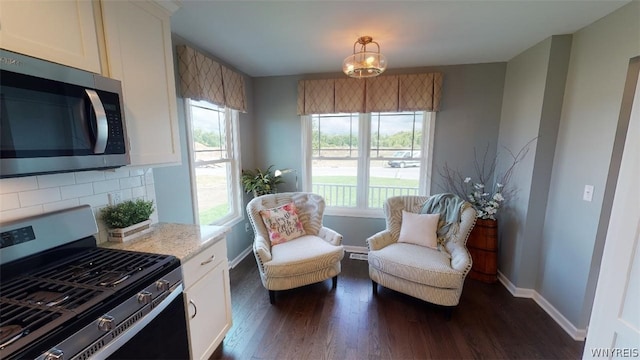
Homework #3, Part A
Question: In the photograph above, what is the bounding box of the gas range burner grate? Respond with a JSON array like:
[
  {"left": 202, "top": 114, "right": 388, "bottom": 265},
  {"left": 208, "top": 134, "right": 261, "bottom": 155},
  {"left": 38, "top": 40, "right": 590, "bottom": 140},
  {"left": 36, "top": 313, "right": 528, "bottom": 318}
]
[
  {"left": 0, "top": 304, "right": 62, "bottom": 351},
  {"left": 0, "top": 325, "right": 25, "bottom": 349},
  {"left": 30, "top": 248, "right": 169, "bottom": 288},
  {"left": 1, "top": 276, "right": 105, "bottom": 312},
  {"left": 0, "top": 247, "right": 176, "bottom": 357}
]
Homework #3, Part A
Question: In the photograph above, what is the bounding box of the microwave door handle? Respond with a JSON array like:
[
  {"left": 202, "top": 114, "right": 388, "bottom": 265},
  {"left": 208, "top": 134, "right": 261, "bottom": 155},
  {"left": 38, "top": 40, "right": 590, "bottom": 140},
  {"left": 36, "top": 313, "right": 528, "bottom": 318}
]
[{"left": 85, "top": 89, "right": 108, "bottom": 154}]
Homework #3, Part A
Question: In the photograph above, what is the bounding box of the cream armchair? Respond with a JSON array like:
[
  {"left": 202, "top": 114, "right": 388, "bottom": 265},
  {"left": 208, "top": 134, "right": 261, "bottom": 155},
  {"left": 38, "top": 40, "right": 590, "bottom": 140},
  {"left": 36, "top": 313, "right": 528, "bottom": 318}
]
[
  {"left": 367, "top": 195, "right": 476, "bottom": 312},
  {"left": 246, "top": 192, "right": 345, "bottom": 304}
]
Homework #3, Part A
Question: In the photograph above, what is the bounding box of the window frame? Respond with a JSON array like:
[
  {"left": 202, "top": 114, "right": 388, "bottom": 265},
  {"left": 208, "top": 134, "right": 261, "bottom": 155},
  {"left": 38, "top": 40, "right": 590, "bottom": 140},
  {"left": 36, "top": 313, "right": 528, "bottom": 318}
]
[
  {"left": 185, "top": 99, "right": 243, "bottom": 226},
  {"left": 301, "top": 111, "right": 435, "bottom": 218}
]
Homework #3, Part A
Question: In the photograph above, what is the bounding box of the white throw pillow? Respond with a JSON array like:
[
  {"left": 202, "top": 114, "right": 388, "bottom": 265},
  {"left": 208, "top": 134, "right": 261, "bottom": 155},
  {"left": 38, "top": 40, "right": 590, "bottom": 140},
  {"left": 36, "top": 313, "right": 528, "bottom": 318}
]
[{"left": 397, "top": 210, "right": 439, "bottom": 249}]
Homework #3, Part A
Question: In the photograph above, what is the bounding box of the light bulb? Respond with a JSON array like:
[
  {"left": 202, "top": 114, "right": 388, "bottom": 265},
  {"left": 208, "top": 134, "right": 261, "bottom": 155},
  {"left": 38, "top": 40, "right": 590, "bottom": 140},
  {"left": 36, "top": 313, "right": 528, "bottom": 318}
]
[{"left": 366, "top": 56, "right": 375, "bottom": 65}]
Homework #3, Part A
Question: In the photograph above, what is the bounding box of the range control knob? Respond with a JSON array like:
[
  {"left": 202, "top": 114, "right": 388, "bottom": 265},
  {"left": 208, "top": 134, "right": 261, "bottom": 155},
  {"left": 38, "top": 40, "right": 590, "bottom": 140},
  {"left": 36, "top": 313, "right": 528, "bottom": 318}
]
[
  {"left": 97, "top": 315, "right": 115, "bottom": 332},
  {"left": 44, "top": 348, "right": 64, "bottom": 360},
  {"left": 137, "top": 291, "right": 152, "bottom": 305},
  {"left": 156, "top": 279, "right": 170, "bottom": 292}
]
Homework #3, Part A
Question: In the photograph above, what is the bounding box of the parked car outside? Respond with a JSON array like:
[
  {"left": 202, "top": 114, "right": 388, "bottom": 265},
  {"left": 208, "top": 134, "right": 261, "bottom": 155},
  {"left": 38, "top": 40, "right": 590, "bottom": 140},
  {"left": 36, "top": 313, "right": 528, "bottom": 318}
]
[{"left": 387, "top": 151, "right": 420, "bottom": 168}]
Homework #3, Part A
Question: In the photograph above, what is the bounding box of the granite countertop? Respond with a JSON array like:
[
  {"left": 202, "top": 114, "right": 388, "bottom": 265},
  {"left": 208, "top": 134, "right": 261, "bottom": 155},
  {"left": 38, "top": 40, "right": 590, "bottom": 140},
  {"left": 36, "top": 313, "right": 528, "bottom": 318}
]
[{"left": 100, "top": 223, "right": 231, "bottom": 262}]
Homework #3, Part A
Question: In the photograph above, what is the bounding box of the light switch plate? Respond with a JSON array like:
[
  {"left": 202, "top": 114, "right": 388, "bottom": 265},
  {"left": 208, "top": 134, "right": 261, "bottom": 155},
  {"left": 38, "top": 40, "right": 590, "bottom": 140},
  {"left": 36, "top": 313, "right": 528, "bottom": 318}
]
[{"left": 583, "top": 185, "right": 594, "bottom": 202}]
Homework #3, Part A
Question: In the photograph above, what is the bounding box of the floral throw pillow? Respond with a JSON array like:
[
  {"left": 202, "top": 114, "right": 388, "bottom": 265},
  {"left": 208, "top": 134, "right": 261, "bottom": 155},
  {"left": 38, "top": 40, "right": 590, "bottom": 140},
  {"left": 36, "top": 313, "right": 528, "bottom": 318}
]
[{"left": 259, "top": 202, "right": 306, "bottom": 246}]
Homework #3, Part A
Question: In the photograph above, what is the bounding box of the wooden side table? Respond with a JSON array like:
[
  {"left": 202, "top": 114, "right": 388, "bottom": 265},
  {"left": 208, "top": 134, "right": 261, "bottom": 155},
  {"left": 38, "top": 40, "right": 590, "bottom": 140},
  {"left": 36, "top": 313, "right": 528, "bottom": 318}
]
[{"left": 466, "top": 218, "right": 498, "bottom": 283}]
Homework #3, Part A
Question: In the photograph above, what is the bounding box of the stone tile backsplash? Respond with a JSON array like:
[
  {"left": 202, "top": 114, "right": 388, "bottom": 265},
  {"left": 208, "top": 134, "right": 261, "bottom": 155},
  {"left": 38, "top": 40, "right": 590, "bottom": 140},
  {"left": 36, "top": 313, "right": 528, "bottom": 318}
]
[{"left": 0, "top": 167, "right": 157, "bottom": 244}]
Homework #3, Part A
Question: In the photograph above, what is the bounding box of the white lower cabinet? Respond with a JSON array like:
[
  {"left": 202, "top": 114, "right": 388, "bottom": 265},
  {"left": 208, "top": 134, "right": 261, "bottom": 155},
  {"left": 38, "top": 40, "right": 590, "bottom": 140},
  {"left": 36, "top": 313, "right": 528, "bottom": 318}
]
[{"left": 182, "top": 239, "right": 232, "bottom": 360}]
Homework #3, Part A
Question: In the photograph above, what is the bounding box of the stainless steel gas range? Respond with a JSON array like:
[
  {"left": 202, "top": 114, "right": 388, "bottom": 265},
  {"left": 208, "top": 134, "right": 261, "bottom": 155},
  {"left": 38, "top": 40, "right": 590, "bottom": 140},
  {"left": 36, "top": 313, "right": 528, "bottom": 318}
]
[{"left": 0, "top": 205, "right": 190, "bottom": 360}]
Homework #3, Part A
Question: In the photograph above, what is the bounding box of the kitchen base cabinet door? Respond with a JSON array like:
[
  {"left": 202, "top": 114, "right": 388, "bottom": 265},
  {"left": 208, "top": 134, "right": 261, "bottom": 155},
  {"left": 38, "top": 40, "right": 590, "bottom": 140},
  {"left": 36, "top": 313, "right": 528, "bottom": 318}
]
[
  {"left": 184, "top": 265, "right": 232, "bottom": 360},
  {"left": 0, "top": 0, "right": 101, "bottom": 73}
]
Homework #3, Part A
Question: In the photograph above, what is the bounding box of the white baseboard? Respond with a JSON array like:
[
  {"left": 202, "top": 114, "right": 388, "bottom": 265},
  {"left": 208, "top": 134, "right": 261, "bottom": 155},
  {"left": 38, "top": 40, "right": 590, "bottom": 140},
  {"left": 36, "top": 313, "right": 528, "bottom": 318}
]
[
  {"left": 497, "top": 271, "right": 587, "bottom": 341},
  {"left": 229, "top": 246, "right": 252, "bottom": 269},
  {"left": 344, "top": 245, "right": 368, "bottom": 254}
]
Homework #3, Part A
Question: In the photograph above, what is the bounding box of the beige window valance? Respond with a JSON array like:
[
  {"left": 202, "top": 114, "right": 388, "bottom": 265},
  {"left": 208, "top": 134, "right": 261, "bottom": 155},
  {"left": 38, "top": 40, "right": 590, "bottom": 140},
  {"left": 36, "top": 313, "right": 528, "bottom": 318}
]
[
  {"left": 177, "top": 45, "right": 247, "bottom": 113},
  {"left": 297, "top": 73, "right": 442, "bottom": 115}
]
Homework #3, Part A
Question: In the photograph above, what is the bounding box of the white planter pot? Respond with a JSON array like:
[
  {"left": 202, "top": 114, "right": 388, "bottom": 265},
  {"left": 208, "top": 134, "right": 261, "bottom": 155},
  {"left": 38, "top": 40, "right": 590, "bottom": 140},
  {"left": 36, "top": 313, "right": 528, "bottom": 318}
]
[{"left": 108, "top": 219, "right": 152, "bottom": 243}]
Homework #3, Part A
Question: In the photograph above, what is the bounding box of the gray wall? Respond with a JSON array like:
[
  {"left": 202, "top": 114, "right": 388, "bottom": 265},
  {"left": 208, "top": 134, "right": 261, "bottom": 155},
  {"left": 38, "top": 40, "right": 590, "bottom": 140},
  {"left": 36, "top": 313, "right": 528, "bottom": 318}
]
[
  {"left": 497, "top": 1, "right": 639, "bottom": 330},
  {"left": 497, "top": 35, "right": 572, "bottom": 289},
  {"left": 538, "top": 2, "right": 639, "bottom": 329},
  {"left": 253, "top": 63, "right": 507, "bottom": 247}
]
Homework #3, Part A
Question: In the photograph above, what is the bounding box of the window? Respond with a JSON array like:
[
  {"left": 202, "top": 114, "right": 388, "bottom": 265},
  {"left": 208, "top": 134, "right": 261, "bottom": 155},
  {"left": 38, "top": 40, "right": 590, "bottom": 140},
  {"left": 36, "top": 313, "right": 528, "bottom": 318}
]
[
  {"left": 302, "top": 111, "right": 434, "bottom": 216},
  {"left": 186, "top": 99, "right": 242, "bottom": 225}
]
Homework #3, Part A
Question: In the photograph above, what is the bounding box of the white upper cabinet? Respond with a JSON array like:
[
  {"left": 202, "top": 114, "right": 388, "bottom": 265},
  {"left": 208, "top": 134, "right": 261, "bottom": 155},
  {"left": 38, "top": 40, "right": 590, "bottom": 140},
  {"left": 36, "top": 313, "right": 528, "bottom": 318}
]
[
  {"left": 100, "top": 1, "right": 181, "bottom": 166},
  {"left": 0, "top": 0, "right": 102, "bottom": 73}
]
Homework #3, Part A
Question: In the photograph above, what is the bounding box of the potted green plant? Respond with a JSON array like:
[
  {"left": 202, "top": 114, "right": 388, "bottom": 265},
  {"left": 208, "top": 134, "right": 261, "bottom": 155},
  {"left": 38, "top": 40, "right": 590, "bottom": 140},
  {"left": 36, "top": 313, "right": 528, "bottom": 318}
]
[
  {"left": 241, "top": 165, "right": 285, "bottom": 197},
  {"left": 101, "top": 199, "right": 155, "bottom": 242}
]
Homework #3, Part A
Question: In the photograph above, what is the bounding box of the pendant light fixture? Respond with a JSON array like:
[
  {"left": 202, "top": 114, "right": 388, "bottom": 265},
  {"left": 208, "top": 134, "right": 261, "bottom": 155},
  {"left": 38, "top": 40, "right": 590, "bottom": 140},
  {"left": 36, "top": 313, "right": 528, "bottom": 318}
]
[{"left": 343, "top": 36, "right": 387, "bottom": 79}]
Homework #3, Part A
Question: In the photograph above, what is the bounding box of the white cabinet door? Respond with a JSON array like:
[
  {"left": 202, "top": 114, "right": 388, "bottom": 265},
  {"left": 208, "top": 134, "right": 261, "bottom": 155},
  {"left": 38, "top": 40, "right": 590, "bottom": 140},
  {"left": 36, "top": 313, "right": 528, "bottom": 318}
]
[
  {"left": 185, "top": 265, "right": 233, "bottom": 360},
  {"left": 0, "top": 0, "right": 101, "bottom": 73},
  {"left": 100, "top": 0, "right": 181, "bottom": 167}
]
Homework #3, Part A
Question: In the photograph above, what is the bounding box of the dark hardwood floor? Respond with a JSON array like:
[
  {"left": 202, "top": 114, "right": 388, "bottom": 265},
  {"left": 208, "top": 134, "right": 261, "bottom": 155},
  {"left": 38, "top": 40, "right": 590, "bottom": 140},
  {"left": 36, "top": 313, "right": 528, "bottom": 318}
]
[{"left": 212, "top": 254, "right": 584, "bottom": 360}]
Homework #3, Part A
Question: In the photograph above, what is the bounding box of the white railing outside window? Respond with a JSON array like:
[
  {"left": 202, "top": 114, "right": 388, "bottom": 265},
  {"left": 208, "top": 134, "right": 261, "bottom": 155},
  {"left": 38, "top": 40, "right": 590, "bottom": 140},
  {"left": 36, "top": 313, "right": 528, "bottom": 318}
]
[{"left": 302, "top": 111, "right": 435, "bottom": 217}]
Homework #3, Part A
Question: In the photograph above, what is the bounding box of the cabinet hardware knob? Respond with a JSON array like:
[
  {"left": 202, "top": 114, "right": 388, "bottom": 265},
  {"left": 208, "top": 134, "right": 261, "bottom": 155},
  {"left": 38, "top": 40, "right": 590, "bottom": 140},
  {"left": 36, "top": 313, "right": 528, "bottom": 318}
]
[{"left": 200, "top": 255, "right": 215, "bottom": 265}]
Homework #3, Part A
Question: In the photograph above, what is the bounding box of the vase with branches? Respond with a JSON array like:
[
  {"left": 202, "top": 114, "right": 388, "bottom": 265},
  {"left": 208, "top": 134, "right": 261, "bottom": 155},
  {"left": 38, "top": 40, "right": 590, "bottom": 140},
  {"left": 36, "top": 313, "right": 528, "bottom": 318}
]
[{"left": 438, "top": 139, "right": 536, "bottom": 220}]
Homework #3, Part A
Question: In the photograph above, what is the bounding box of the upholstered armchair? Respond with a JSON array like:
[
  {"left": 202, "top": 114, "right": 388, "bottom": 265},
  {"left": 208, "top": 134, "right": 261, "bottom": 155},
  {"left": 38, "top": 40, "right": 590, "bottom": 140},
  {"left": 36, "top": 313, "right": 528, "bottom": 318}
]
[
  {"left": 246, "top": 192, "right": 345, "bottom": 304},
  {"left": 367, "top": 195, "right": 477, "bottom": 311}
]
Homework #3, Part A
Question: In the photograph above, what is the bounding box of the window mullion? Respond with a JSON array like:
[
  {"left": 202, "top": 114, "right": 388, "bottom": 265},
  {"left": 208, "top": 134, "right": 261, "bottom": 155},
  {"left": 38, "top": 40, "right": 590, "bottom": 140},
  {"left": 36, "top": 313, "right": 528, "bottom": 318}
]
[
  {"left": 185, "top": 99, "right": 200, "bottom": 223},
  {"left": 421, "top": 111, "right": 435, "bottom": 196},
  {"left": 301, "top": 115, "right": 313, "bottom": 192},
  {"left": 225, "top": 108, "right": 237, "bottom": 215},
  {"left": 357, "top": 113, "right": 370, "bottom": 208}
]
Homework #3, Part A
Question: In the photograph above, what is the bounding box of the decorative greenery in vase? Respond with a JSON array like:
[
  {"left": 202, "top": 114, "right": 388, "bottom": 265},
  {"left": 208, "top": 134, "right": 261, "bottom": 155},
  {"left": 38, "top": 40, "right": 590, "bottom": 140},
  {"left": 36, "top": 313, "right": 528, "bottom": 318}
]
[
  {"left": 241, "top": 165, "right": 285, "bottom": 197},
  {"left": 101, "top": 199, "right": 155, "bottom": 229},
  {"left": 439, "top": 139, "right": 535, "bottom": 220}
]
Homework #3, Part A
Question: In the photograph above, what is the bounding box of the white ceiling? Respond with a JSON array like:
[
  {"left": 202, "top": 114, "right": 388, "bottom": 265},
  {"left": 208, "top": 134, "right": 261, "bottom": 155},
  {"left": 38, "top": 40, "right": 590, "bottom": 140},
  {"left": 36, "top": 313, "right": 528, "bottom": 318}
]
[{"left": 170, "top": 0, "right": 629, "bottom": 77}]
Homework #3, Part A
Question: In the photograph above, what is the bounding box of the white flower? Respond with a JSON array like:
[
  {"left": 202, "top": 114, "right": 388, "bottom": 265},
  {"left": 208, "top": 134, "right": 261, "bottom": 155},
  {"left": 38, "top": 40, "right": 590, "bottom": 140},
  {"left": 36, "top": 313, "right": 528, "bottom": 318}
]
[{"left": 462, "top": 176, "right": 511, "bottom": 219}]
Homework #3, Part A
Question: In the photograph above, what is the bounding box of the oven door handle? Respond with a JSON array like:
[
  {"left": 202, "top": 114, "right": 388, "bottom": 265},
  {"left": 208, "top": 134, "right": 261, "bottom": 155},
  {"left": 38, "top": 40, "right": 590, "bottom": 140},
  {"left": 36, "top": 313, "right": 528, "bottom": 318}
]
[
  {"left": 189, "top": 299, "right": 197, "bottom": 319},
  {"left": 85, "top": 89, "right": 108, "bottom": 154}
]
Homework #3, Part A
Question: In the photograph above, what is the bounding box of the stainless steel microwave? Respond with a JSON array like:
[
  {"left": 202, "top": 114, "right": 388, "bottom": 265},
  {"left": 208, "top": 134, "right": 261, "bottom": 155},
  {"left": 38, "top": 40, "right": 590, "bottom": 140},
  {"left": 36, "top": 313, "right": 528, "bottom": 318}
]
[{"left": 0, "top": 50, "right": 130, "bottom": 178}]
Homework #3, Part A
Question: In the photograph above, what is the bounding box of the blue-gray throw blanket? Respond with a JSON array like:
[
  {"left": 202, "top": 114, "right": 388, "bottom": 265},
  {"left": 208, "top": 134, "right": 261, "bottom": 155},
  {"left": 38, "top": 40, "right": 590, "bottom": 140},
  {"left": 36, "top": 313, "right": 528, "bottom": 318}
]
[{"left": 421, "top": 193, "right": 468, "bottom": 241}]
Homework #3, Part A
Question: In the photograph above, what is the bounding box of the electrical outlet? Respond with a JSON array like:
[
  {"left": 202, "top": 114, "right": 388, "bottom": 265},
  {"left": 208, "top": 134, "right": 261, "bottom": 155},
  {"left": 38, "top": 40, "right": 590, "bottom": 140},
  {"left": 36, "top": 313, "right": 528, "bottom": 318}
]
[
  {"left": 245, "top": 223, "right": 250, "bottom": 232},
  {"left": 108, "top": 192, "right": 122, "bottom": 205}
]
